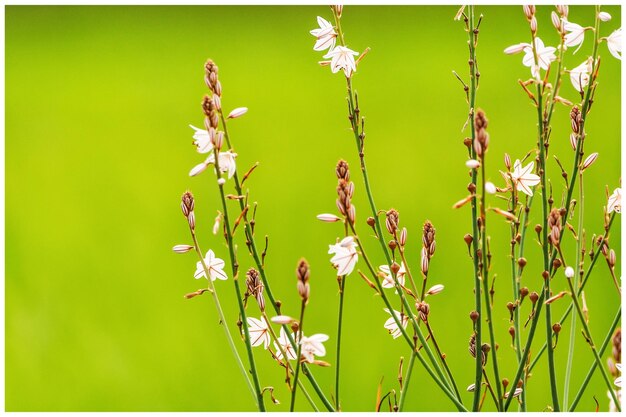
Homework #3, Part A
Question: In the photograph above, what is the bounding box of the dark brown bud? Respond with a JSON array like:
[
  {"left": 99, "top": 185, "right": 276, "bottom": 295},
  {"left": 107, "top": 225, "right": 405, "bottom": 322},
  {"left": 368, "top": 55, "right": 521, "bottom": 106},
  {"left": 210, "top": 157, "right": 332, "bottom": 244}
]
[
  {"left": 245, "top": 268, "right": 265, "bottom": 312},
  {"left": 508, "top": 326, "right": 515, "bottom": 338},
  {"left": 470, "top": 310, "right": 479, "bottom": 322},
  {"left": 535, "top": 224, "right": 542, "bottom": 234},
  {"left": 529, "top": 291, "right": 539, "bottom": 304},
  {"left": 502, "top": 378, "right": 510, "bottom": 390},
  {"left": 296, "top": 259, "right": 310, "bottom": 303},
  {"left": 468, "top": 183, "right": 477, "bottom": 193},
  {"left": 542, "top": 270, "right": 550, "bottom": 280},
  {"left": 390, "top": 262, "right": 401, "bottom": 275},
  {"left": 507, "top": 302, "right": 515, "bottom": 312},
  {"left": 422, "top": 220, "right": 436, "bottom": 257},
  {"left": 417, "top": 301, "right": 430, "bottom": 322},
  {"left": 388, "top": 240, "right": 397, "bottom": 251},
  {"left": 570, "top": 106, "right": 581, "bottom": 133},
  {"left": 464, "top": 233, "right": 473, "bottom": 246},
  {"left": 366, "top": 216, "right": 376, "bottom": 228},
  {"left": 552, "top": 323, "right": 562, "bottom": 334},
  {"left": 463, "top": 137, "right": 472, "bottom": 148},
  {"left": 517, "top": 257, "right": 527, "bottom": 269},
  {"left": 520, "top": 287, "right": 529, "bottom": 300},
  {"left": 552, "top": 258, "right": 562, "bottom": 270},
  {"left": 385, "top": 209, "right": 400, "bottom": 235},
  {"left": 335, "top": 160, "right": 350, "bottom": 181}
]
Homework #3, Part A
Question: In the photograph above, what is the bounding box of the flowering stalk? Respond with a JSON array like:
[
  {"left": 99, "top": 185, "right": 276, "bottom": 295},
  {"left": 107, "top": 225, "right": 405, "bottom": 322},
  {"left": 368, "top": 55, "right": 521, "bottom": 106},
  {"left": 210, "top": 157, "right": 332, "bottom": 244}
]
[
  {"left": 330, "top": 6, "right": 461, "bottom": 405},
  {"left": 182, "top": 193, "right": 258, "bottom": 407},
  {"left": 215, "top": 88, "right": 335, "bottom": 412},
  {"left": 209, "top": 130, "right": 266, "bottom": 412},
  {"left": 569, "top": 306, "right": 622, "bottom": 411}
]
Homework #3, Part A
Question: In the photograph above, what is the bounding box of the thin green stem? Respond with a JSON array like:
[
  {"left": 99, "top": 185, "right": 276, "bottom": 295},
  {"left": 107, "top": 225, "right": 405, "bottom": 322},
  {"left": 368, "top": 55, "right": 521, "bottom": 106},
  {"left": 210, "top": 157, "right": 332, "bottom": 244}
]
[
  {"left": 528, "top": 212, "right": 617, "bottom": 373},
  {"left": 398, "top": 352, "right": 416, "bottom": 412},
  {"left": 218, "top": 109, "right": 335, "bottom": 412},
  {"left": 211, "top": 152, "right": 265, "bottom": 411},
  {"left": 290, "top": 301, "right": 307, "bottom": 412},
  {"left": 189, "top": 230, "right": 258, "bottom": 408},
  {"left": 563, "top": 275, "right": 621, "bottom": 410},
  {"left": 335, "top": 275, "right": 346, "bottom": 411},
  {"left": 426, "top": 322, "right": 462, "bottom": 402},
  {"left": 569, "top": 306, "right": 622, "bottom": 411}
]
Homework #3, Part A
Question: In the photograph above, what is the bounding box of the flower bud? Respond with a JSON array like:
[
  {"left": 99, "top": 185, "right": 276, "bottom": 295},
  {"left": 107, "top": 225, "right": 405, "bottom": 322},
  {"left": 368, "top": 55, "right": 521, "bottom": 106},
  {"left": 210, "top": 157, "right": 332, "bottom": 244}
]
[
  {"left": 556, "top": 5, "right": 568, "bottom": 18},
  {"left": 564, "top": 266, "right": 575, "bottom": 278},
  {"left": 217, "top": 178, "right": 226, "bottom": 186},
  {"left": 399, "top": 227, "right": 407, "bottom": 246},
  {"left": 181, "top": 191, "right": 195, "bottom": 217},
  {"left": 470, "top": 310, "right": 479, "bottom": 322},
  {"left": 296, "top": 259, "right": 311, "bottom": 303},
  {"left": 551, "top": 11, "right": 561, "bottom": 31},
  {"left": 466, "top": 159, "right": 481, "bottom": 169},
  {"left": 518, "top": 257, "right": 527, "bottom": 269},
  {"left": 212, "top": 94, "right": 221, "bottom": 111},
  {"left": 271, "top": 315, "right": 295, "bottom": 325},
  {"left": 530, "top": 291, "right": 539, "bottom": 304},
  {"left": 420, "top": 247, "right": 429, "bottom": 275},
  {"left": 172, "top": 244, "right": 194, "bottom": 253},
  {"left": 504, "top": 43, "right": 529, "bottom": 55},
  {"left": 228, "top": 107, "right": 248, "bottom": 119},
  {"left": 385, "top": 209, "right": 399, "bottom": 235},
  {"left": 426, "top": 284, "right": 445, "bottom": 296},
  {"left": 598, "top": 11, "right": 612, "bottom": 22},
  {"left": 366, "top": 216, "right": 376, "bottom": 228},
  {"left": 570, "top": 133, "right": 578, "bottom": 151},
  {"left": 582, "top": 152, "right": 599, "bottom": 171},
  {"left": 317, "top": 213, "right": 342, "bottom": 222},
  {"left": 609, "top": 249, "right": 616, "bottom": 268},
  {"left": 530, "top": 16, "right": 538, "bottom": 34},
  {"left": 552, "top": 322, "right": 562, "bottom": 334},
  {"left": 504, "top": 153, "right": 512, "bottom": 171},
  {"left": 485, "top": 182, "right": 497, "bottom": 194}
]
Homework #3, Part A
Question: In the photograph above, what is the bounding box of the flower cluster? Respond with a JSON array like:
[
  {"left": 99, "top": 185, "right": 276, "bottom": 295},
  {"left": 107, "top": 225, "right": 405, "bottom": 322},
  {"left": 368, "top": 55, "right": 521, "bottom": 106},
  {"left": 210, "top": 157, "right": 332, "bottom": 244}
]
[{"left": 310, "top": 16, "right": 359, "bottom": 77}]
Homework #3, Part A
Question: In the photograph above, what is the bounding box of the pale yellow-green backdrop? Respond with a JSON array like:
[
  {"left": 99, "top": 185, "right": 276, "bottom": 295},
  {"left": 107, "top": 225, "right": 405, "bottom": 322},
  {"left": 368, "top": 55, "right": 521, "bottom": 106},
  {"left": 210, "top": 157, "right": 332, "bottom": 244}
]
[{"left": 6, "top": 5, "right": 621, "bottom": 411}]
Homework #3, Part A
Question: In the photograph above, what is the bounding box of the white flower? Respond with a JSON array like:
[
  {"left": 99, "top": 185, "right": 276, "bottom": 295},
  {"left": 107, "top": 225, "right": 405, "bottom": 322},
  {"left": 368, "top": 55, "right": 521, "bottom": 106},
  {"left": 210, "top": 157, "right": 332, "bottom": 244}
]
[
  {"left": 383, "top": 308, "right": 409, "bottom": 339},
  {"left": 606, "top": 28, "right": 622, "bottom": 60},
  {"left": 247, "top": 316, "right": 271, "bottom": 349},
  {"left": 310, "top": 16, "right": 337, "bottom": 52},
  {"left": 190, "top": 151, "right": 238, "bottom": 179},
  {"left": 521, "top": 37, "right": 557, "bottom": 78},
  {"left": 379, "top": 262, "right": 406, "bottom": 289},
  {"left": 189, "top": 125, "right": 213, "bottom": 154},
  {"left": 564, "top": 266, "right": 575, "bottom": 278},
  {"left": 569, "top": 58, "right": 592, "bottom": 93},
  {"left": 328, "top": 236, "right": 358, "bottom": 276},
  {"left": 563, "top": 20, "right": 586, "bottom": 50},
  {"left": 599, "top": 12, "right": 612, "bottom": 22},
  {"left": 274, "top": 327, "right": 297, "bottom": 361},
  {"left": 616, "top": 363, "right": 622, "bottom": 388},
  {"left": 300, "top": 333, "right": 329, "bottom": 363},
  {"left": 608, "top": 188, "right": 621, "bottom": 213},
  {"left": 194, "top": 249, "right": 228, "bottom": 281},
  {"left": 510, "top": 159, "right": 541, "bottom": 196},
  {"left": 324, "top": 46, "right": 359, "bottom": 77}
]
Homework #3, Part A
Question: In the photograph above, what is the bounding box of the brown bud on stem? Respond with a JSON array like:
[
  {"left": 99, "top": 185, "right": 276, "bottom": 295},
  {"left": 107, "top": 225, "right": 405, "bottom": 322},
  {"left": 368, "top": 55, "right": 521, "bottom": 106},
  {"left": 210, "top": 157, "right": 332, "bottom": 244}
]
[
  {"left": 296, "top": 259, "right": 310, "bottom": 303},
  {"left": 385, "top": 209, "right": 399, "bottom": 235}
]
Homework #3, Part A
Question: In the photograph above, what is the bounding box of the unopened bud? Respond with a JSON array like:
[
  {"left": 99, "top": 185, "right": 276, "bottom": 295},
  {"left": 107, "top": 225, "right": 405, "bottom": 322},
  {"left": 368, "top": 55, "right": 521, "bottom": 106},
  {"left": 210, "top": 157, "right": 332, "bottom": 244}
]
[
  {"left": 520, "top": 287, "right": 529, "bottom": 299},
  {"left": 582, "top": 152, "right": 599, "bottom": 171},
  {"left": 470, "top": 310, "right": 479, "bottom": 322},
  {"left": 421, "top": 248, "right": 429, "bottom": 275},
  {"left": 518, "top": 257, "right": 527, "bottom": 269},
  {"left": 485, "top": 182, "right": 497, "bottom": 194},
  {"left": 502, "top": 378, "right": 510, "bottom": 390},
  {"left": 172, "top": 244, "right": 194, "bottom": 253},
  {"left": 551, "top": 11, "right": 561, "bottom": 31},
  {"left": 296, "top": 259, "right": 311, "bottom": 303},
  {"left": 598, "top": 11, "right": 612, "bottom": 22},
  {"left": 388, "top": 240, "right": 397, "bottom": 251},
  {"left": 228, "top": 107, "right": 248, "bottom": 119},
  {"left": 570, "top": 133, "right": 578, "bottom": 151},
  {"left": 426, "top": 284, "right": 445, "bottom": 296},
  {"left": 535, "top": 224, "right": 542, "bottom": 234},
  {"left": 504, "top": 153, "right": 512, "bottom": 170},
  {"left": 553, "top": 258, "right": 562, "bottom": 270},
  {"left": 504, "top": 43, "right": 528, "bottom": 55},
  {"left": 464, "top": 233, "right": 473, "bottom": 246},
  {"left": 399, "top": 227, "right": 407, "bottom": 246},
  {"left": 545, "top": 291, "right": 568, "bottom": 305},
  {"left": 556, "top": 5, "right": 568, "bottom": 18},
  {"left": 317, "top": 213, "right": 342, "bottom": 222},
  {"left": 530, "top": 16, "right": 537, "bottom": 33},
  {"left": 564, "top": 266, "right": 575, "bottom": 278},
  {"left": 609, "top": 249, "right": 616, "bottom": 268},
  {"left": 366, "top": 216, "right": 376, "bottom": 228},
  {"left": 552, "top": 322, "right": 562, "bottom": 334},
  {"left": 385, "top": 209, "right": 400, "bottom": 235},
  {"left": 466, "top": 159, "right": 481, "bottom": 169},
  {"left": 530, "top": 291, "right": 539, "bottom": 304},
  {"left": 271, "top": 315, "right": 295, "bottom": 325},
  {"left": 390, "top": 262, "right": 401, "bottom": 275}
]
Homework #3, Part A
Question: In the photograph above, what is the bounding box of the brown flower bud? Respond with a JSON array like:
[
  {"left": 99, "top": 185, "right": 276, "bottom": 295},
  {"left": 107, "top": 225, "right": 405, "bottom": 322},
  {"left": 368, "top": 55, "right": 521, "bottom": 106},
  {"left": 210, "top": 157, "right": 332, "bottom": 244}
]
[
  {"left": 529, "top": 291, "right": 539, "bottom": 304},
  {"left": 470, "top": 310, "right": 479, "bottom": 322},
  {"left": 296, "top": 259, "right": 310, "bottom": 303},
  {"left": 390, "top": 262, "right": 401, "bottom": 275},
  {"left": 181, "top": 191, "right": 195, "bottom": 217},
  {"left": 385, "top": 209, "right": 399, "bottom": 235},
  {"left": 388, "top": 240, "right": 397, "bottom": 251},
  {"left": 336, "top": 160, "right": 350, "bottom": 181},
  {"left": 422, "top": 221, "right": 436, "bottom": 257},
  {"left": 518, "top": 257, "right": 527, "bottom": 269},
  {"left": 552, "top": 258, "right": 562, "bottom": 270},
  {"left": 463, "top": 137, "right": 472, "bottom": 148},
  {"left": 552, "top": 323, "right": 562, "bottom": 334},
  {"left": 366, "top": 216, "right": 376, "bottom": 228},
  {"left": 520, "top": 287, "right": 529, "bottom": 300},
  {"left": 399, "top": 227, "right": 407, "bottom": 246},
  {"left": 464, "top": 233, "right": 473, "bottom": 246},
  {"left": 504, "top": 153, "right": 512, "bottom": 171}
]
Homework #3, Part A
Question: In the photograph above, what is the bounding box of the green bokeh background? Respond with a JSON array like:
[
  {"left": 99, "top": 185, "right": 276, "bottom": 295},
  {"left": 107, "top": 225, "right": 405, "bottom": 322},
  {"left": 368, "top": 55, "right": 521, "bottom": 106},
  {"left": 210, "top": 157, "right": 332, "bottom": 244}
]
[{"left": 6, "top": 5, "right": 621, "bottom": 412}]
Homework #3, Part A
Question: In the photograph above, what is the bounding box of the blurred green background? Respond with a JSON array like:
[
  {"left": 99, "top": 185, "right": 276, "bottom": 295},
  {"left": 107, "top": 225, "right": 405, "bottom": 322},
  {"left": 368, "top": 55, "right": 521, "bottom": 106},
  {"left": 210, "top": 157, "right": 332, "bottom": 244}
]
[{"left": 6, "top": 5, "right": 621, "bottom": 412}]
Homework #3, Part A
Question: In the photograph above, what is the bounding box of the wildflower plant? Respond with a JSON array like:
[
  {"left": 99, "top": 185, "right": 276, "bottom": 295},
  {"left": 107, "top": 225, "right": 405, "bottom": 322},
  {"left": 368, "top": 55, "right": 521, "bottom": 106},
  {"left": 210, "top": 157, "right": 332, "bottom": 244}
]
[{"left": 173, "top": 5, "right": 620, "bottom": 412}]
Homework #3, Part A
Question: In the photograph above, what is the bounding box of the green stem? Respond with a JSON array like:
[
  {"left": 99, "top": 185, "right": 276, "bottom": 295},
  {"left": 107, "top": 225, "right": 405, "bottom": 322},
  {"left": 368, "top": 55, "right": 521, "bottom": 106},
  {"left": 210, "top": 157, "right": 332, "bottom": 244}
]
[
  {"left": 290, "top": 301, "right": 307, "bottom": 411},
  {"left": 335, "top": 275, "right": 346, "bottom": 411},
  {"left": 528, "top": 212, "right": 617, "bottom": 373},
  {"left": 563, "top": 275, "right": 621, "bottom": 410},
  {"left": 569, "top": 306, "right": 622, "bottom": 411},
  {"left": 218, "top": 110, "right": 335, "bottom": 412},
  {"left": 426, "top": 322, "right": 462, "bottom": 402},
  {"left": 465, "top": 6, "right": 483, "bottom": 411},
  {"left": 398, "top": 352, "right": 416, "bottom": 412},
  {"left": 509, "top": 188, "right": 525, "bottom": 411},
  {"left": 189, "top": 230, "right": 258, "bottom": 408},
  {"left": 212, "top": 152, "right": 265, "bottom": 411}
]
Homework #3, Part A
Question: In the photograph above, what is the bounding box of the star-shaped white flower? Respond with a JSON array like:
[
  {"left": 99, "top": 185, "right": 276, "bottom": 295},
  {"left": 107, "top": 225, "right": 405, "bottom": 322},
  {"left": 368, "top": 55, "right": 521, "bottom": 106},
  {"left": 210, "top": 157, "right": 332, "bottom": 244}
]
[
  {"left": 379, "top": 262, "right": 406, "bottom": 289},
  {"left": 310, "top": 16, "right": 337, "bottom": 52},
  {"left": 521, "top": 37, "right": 557, "bottom": 78},
  {"left": 324, "top": 46, "right": 359, "bottom": 78},
  {"left": 274, "top": 327, "right": 297, "bottom": 361},
  {"left": 569, "top": 58, "right": 592, "bottom": 93},
  {"left": 189, "top": 151, "right": 238, "bottom": 179},
  {"left": 383, "top": 308, "right": 409, "bottom": 339},
  {"left": 615, "top": 363, "right": 622, "bottom": 388},
  {"left": 328, "top": 236, "right": 358, "bottom": 276},
  {"left": 194, "top": 249, "right": 228, "bottom": 281},
  {"left": 189, "top": 125, "right": 213, "bottom": 154},
  {"left": 606, "top": 28, "right": 622, "bottom": 60},
  {"left": 563, "top": 20, "right": 586, "bottom": 50},
  {"left": 510, "top": 159, "right": 541, "bottom": 196},
  {"left": 300, "top": 333, "right": 329, "bottom": 363},
  {"left": 608, "top": 188, "right": 621, "bottom": 213},
  {"left": 247, "top": 316, "right": 271, "bottom": 349}
]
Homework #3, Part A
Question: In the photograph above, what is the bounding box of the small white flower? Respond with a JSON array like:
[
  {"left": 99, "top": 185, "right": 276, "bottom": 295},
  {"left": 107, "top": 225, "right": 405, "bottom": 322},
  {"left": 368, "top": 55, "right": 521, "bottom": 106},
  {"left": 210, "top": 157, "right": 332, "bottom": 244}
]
[
  {"left": 599, "top": 12, "right": 612, "bottom": 22},
  {"left": 324, "top": 46, "right": 359, "bottom": 78},
  {"left": 189, "top": 125, "right": 213, "bottom": 154},
  {"left": 485, "top": 182, "right": 497, "bottom": 194},
  {"left": 247, "top": 316, "right": 271, "bottom": 349},
  {"left": 270, "top": 315, "right": 295, "bottom": 325},
  {"left": 274, "top": 327, "right": 297, "bottom": 361},
  {"left": 379, "top": 262, "right": 406, "bottom": 289},
  {"left": 212, "top": 151, "right": 238, "bottom": 179},
  {"left": 300, "top": 333, "right": 329, "bottom": 363},
  {"left": 194, "top": 249, "right": 228, "bottom": 281},
  {"left": 569, "top": 58, "right": 592, "bottom": 93},
  {"left": 328, "top": 236, "right": 358, "bottom": 276},
  {"left": 172, "top": 244, "right": 194, "bottom": 254},
  {"left": 521, "top": 37, "right": 557, "bottom": 78},
  {"left": 606, "top": 28, "right": 622, "bottom": 60},
  {"left": 310, "top": 16, "right": 337, "bottom": 52},
  {"left": 563, "top": 20, "right": 586, "bottom": 50},
  {"left": 616, "top": 363, "right": 622, "bottom": 388},
  {"left": 564, "top": 266, "right": 575, "bottom": 278},
  {"left": 383, "top": 308, "right": 409, "bottom": 339},
  {"left": 228, "top": 107, "right": 248, "bottom": 119},
  {"left": 510, "top": 159, "right": 541, "bottom": 196},
  {"left": 608, "top": 188, "right": 621, "bottom": 213}
]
